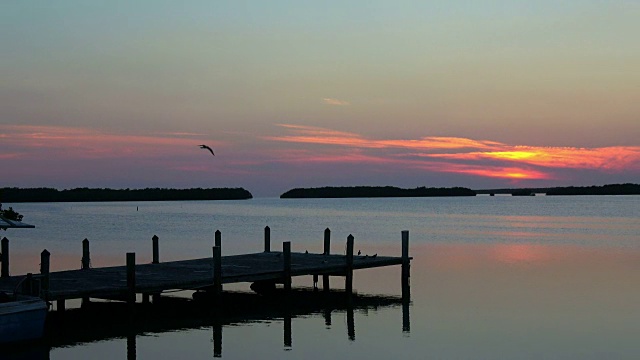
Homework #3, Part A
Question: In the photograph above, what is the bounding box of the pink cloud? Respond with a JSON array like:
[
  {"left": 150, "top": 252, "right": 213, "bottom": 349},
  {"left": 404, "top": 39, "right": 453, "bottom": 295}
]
[
  {"left": 0, "top": 125, "right": 213, "bottom": 159},
  {"left": 267, "top": 124, "right": 639, "bottom": 181}
]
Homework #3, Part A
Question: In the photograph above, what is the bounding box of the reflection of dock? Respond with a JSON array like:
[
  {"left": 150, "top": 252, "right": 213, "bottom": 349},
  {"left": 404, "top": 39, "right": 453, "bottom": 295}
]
[
  {"left": 0, "top": 229, "right": 411, "bottom": 311},
  {"left": 3, "top": 288, "right": 411, "bottom": 358}
]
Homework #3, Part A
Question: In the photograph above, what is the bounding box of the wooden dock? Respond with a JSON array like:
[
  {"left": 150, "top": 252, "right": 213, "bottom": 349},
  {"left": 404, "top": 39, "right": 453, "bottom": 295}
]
[{"left": 0, "top": 229, "right": 411, "bottom": 308}]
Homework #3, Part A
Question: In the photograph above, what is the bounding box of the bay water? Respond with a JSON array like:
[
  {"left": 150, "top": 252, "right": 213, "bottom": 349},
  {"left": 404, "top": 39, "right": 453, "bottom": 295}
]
[{"left": 3, "top": 195, "right": 639, "bottom": 359}]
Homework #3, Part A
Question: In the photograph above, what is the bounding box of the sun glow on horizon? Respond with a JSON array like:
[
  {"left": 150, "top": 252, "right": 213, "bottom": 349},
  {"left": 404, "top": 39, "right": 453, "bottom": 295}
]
[
  {"left": 1, "top": 123, "right": 638, "bottom": 190},
  {"left": 267, "top": 124, "right": 640, "bottom": 181}
]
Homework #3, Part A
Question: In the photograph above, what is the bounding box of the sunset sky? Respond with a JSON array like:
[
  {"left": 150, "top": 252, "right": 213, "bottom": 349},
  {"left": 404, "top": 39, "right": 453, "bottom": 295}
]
[{"left": 1, "top": 1, "right": 639, "bottom": 196}]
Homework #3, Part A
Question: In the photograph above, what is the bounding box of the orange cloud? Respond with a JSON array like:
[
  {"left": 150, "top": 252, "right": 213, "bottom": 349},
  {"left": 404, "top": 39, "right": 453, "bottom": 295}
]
[
  {"left": 427, "top": 146, "right": 640, "bottom": 171},
  {"left": 267, "top": 124, "right": 640, "bottom": 181},
  {"left": 268, "top": 124, "right": 501, "bottom": 151}
]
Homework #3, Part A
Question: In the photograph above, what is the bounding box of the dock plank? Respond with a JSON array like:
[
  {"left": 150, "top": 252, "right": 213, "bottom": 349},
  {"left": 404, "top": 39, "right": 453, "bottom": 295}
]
[{"left": 0, "top": 252, "right": 409, "bottom": 301}]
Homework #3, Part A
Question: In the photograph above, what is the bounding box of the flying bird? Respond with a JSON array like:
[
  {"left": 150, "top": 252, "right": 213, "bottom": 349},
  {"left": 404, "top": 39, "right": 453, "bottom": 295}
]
[{"left": 198, "top": 144, "right": 215, "bottom": 156}]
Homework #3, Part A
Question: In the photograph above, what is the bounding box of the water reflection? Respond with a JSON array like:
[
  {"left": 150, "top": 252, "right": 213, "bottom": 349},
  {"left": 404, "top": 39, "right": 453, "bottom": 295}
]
[{"left": 2, "top": 289, "right": 410, "bottom": 359}]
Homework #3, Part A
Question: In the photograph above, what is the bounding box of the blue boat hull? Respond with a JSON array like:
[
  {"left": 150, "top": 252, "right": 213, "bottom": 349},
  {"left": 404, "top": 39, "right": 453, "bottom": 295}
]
[{"left": 0, "top": 295, "right": 48, "bottom": 344}]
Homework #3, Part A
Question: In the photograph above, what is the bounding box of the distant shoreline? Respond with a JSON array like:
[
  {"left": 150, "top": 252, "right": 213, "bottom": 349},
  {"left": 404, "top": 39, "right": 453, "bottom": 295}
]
[
  {"left": 1, "top": 184, "right": 638, "bottom": 202},
  {"left": 0, "top": 187, "right": 253, "bottom": 203},
  {"left": 280, "top": 186, "right": 476, "bottom": 198},
  {"left": 475, "top": 183, "right": 640, "bottom": 196},
  {"left": 281, "top": 184, "right": 640, "bottom": 198}
]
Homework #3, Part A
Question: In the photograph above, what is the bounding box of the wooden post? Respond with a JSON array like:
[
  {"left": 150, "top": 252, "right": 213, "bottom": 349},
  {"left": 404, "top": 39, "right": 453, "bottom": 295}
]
[
  {"left": 150, "top": 236, "right": 161, "bottom": 302},
  {"left": 264, "top": 226, "right": 271, "bottom": 252},
  {"left": 40, "top": 249, "right": 50, "bottom": 300},
  {"left": 401, "top": 231, "right": 411, "bottom": 333},
  {"left": 322, "top": 228, "right": 330, "bottom": 292},
  {"left": 402, "top": 230, "right": 410, "bottom": 281},
  {"left": 213, "top": 246, "right": 222, "bottom": 295},
  {"left": 283, "top": 242, "right": 291, "bottom": 292},
  {"left": 148, "top": 235, "right": 158, "bottom": 306},
  {"left": 22, "top": 273, "right": 33, "bottom": 296},
  {"left": 126, "top": 252, "right": 136, "bottom": 309},
  {"left": 152, "top": 235, "right": 159, "bottom": 264},
  {"left": 82, "top": 238, "right": 90, "bottom": 270},
  {"left": 80, "top": 239, "right": 91, "bottom": 306},
  {"left": 1, "top": 237, "right": 8, "bottom": 278},
  {"left": 345, "top": 235, "right": 354, "bottom": 294},
  {"left": 215, "top": 230, "right": 221, "bottom": 249}
]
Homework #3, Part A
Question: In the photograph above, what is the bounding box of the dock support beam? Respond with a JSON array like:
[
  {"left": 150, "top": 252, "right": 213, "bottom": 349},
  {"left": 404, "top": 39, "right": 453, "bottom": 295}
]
[
  {"left": 213, "top": 246, "right": 222, "bottom": 295},
  {"left": 345, "top": 235, "right": 354, "bottom": 294},
  {"left": 81, "top": 239, "right": 91, "bottom": 306},
  {"left": 40, "top": 250, "right": 50, "bottom": 300},
  {"left": 127, "top": 252, "right": 136, "bottom": 310},
  {"left": 402, "top": 230, "right": 410, "bottom": 281},
  {"left": 215, "top": 230, "right": 221, "bottom": 249},
  {"left": 1, "top": 237, "right": 8, "bottom": 278},
  {"left": 149, "top": 235, "right": 161, "bottom": 304},
  {"left": 283, "top": 241, "right": 291, "bottom": 293},
  {"left": 323, "top": 228, "right": 330, "bottom": 292},
  {"left": 401, "top": 230, "right": 411, "bottom": 333},
  {"left": 152, "top": 235, "right": 159, "bottom": 264},
  {"left": 264, "top": 226, "right": 271, "bottom": 252},
  {"left": 82, "top": 238, "right": 91, "bottom": 269}
]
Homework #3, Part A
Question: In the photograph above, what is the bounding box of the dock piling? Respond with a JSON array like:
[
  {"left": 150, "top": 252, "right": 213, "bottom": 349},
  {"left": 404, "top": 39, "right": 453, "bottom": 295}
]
[
  {"left": 1, "top": 237, "right": 8, "bottom": 278},
  {"left": 215, "top": 230, "right": 221, "bottom": 249},
  {"left": 323, "top": 228, "right": 330, "bottom": 292},
  {"left": 213, "top": 246, "right": 222, "bottom": 295},
  {"left": 402, "top": 230, "right": 410, "bottom": 281},
  {"left": 126, "top": 252, "right": 136, "bottom": 309},
  {"left": 82, "top": 238, "right": 90, "bottom": 270},
  {"left": 22, "top": 273, "right": 33, "bottom": 296},
  {"left": 345, "top": 235, "right": 354, "bottom": 294},
  {"left": 283, "top": 242, "right": 291, "bottom": 292},
  {"left": 152, "top": 235, "right": 159, "bottom": 264},
  {"left": 40, "top": 249, "right": 50, "bottom": 300},
  {"left": 264, "top": 226, "right": 271, "bottom": 252},
  {"left": 81, "top": 239, "right": 91, "bottom": 306}
]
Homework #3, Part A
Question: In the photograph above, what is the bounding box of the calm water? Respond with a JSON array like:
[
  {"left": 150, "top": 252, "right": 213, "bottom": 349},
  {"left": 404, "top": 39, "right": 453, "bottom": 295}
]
[{"left": 3, "top": 196, "right": 639, "bottom": 359}]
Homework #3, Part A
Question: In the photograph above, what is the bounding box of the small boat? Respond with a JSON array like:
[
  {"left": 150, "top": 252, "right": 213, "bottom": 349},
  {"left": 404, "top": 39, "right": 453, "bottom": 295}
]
[{"left": 0, "top": 293, "right": 48, "bottom": 344}]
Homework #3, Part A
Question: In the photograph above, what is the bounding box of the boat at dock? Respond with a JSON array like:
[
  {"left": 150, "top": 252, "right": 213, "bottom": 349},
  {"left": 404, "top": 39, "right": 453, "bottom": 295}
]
[{"left": 0, "top": 293, "right": 48, "bottom": 344}]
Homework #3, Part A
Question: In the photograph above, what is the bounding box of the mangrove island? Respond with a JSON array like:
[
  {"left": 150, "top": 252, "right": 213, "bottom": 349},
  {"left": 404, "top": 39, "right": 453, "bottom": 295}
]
[
  {"left": 0, "top": 187, "right": 253, "bottom": 202},
  {"left": 280, "top": 186, "right": 476, "bottom": 198}
]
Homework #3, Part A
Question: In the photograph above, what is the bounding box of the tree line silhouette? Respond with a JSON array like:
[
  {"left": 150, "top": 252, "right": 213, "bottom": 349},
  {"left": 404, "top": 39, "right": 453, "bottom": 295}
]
[
  {"left": 545, "top": 183, "right": 640, "bottom": 195},
  {"left": 280, "top": 186, "right": 476, "bottom": 198},
  {"left": 0, "top": 187, "right": 253, "bottom": 202}
]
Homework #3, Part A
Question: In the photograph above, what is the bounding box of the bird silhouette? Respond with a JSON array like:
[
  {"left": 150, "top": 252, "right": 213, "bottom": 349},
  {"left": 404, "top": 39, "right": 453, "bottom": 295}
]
[
  {"left": 198, "top": 144, "right": 215, "bottom": 156},
  {"left": 357, "top": 250, "right": 361, "bottom": 256}
]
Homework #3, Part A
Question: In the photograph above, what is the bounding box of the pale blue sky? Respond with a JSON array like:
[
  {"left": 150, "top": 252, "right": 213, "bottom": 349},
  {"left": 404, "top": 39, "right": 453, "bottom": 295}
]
[{"left": 1, "top": 1, "right": 639, "bottom": 195}]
